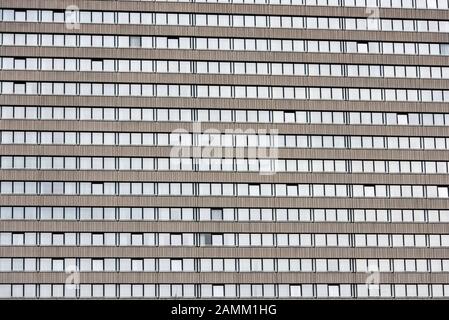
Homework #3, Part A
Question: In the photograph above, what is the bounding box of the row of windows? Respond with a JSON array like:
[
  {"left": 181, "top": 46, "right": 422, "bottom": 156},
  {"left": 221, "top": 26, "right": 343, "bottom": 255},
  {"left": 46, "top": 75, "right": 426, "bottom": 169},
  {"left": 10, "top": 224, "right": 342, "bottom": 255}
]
[
  {"left": 3, "top": 9, "right": 449, "bottom": 34},
  {"left": 2, "top": 33, "right": 448, "bottom": 56},
  {"left": 1, "top": 283, "right": 449, "bottom": 299},
  {"left": 105, "top": 0, "right": 449, "bottom": 11},
  {"left": 3, "top": 57, "right": 449, "bottom": 80},
  {"left": 1, "top": 232, "right": 448, "bottom": 247},
  {"left": 2, "top": 82, "right": 449, "bottom": 102},
  {"left": 1, "top": 257, "right": 449, "bottom": 273},
  {"left": 2, "top": 106, "right": 449, "bottom": 127},
  {"left": 2, "top": 156, "right": 449, "bottom": 175},
  {"left": 3, "top": 156, "right": 449, "bottom": 175},
  {"left": 3, "top": 131, "right": 449, "bottom": 151},
  {"left": 0, "top": 59, "right": 441, "bottom": 80},
  {"left": 1, "top": 207, "right": 448, "bottom": 223},
  {"left": 1, "top": 181, "right": 449, "bottom": 198}
]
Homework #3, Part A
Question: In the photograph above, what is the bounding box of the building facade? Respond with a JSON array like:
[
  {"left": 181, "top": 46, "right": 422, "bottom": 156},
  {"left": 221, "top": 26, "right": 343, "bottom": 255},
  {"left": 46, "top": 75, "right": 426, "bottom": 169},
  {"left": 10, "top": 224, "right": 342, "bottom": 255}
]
[{"left": 1, "top": 0, "right": 449, "bottom": 299}]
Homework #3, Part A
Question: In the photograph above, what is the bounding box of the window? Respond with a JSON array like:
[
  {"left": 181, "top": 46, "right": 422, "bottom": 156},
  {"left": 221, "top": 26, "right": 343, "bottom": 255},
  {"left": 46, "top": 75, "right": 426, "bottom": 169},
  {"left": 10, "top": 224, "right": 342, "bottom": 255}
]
[
  {"left": 441, "top": 44, "right": 449, "bottom": 55},
  {"left": 213, "top": 285, "right": 224, "bottom": 297},
  {"left": 92, "top": 259, "right": 104, "bottom": 271},
  {"left": 212, "top": 234, "right": 223, "bottom": 246},
  {"left": 131, "top": 233, "right": 143, "bottom": 246},
  {"left": 171, "top": 259, "right": 182, "bottom": 272},
  {"left": 130, "top": 36, "right": 141, "bottom": 48},
  {"left": 200, "top": 233, "right": 212, "bottom": 246},
  {"left": 438, "top": 186, "right": 449, "bottom": 198},
  {"left": 211, "top": 208, "right": 223, "bottom": 221}
]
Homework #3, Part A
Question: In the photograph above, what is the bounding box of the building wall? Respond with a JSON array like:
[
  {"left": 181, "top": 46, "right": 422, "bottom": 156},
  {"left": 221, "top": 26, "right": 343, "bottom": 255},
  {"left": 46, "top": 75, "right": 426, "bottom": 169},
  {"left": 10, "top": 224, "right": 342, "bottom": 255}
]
[{"left": 0, "top": 0, "right": 449, "bottom": 299}]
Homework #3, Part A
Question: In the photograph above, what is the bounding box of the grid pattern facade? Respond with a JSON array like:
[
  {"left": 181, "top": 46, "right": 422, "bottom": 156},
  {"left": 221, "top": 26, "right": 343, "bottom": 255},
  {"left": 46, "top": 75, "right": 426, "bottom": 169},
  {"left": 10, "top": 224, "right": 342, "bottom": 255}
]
[{"left": 0, "top": 0, "right": 449, "bottom": 299}]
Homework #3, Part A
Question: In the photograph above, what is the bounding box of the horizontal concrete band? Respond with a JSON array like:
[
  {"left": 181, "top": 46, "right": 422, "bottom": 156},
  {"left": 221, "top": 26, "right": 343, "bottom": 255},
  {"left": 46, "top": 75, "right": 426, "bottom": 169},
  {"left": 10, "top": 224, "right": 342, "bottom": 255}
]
[
  {"left": 1, "top": 247, "right": 448, "bottom": 259},
  {"left": 1, "top": 221, "right": 449, "bottom": 234},
  {"left": 2, "top": 47, "right": 449, "bottom": 66},
  {"left": 1, "top": 120, "right": 449, "bottom": 137},
  {"left": 2, "top": 0, "right": 449, "bottom": 20},
  {"left": 3, "top": 23, "right": 449, "bottom": 43},
  {"left": 1, "top": 170, "right": 448, "bottom": 185},
  {"left": 3, "top": 71, "right": 449, "bottom": 89},
  {"left": 1, "top": 96, "right": 449, "bottom": 114},
  {"left": 1, "top": 272, "right": 448, "bottom": 284},
  {"left": 0, "top": 195, "right": 448, "bottom": 210},
  {"left": 1, "top": 145, "right": 449, "bottom": 161}
]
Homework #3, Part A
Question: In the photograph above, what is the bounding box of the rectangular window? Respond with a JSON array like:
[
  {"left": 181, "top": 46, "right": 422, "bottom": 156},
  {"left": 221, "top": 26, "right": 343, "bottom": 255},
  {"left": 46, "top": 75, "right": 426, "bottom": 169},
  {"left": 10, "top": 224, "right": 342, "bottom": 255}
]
[{"left": 211, "top": 209, "right": 223, "bottom": 221}]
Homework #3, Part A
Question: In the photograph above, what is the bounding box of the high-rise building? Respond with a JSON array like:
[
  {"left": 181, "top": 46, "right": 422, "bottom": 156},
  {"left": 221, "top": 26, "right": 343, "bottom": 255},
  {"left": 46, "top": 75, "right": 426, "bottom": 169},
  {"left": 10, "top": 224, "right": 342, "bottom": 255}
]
[{"left": 1, "top": 0, "right": 449, "bottom": 300}]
